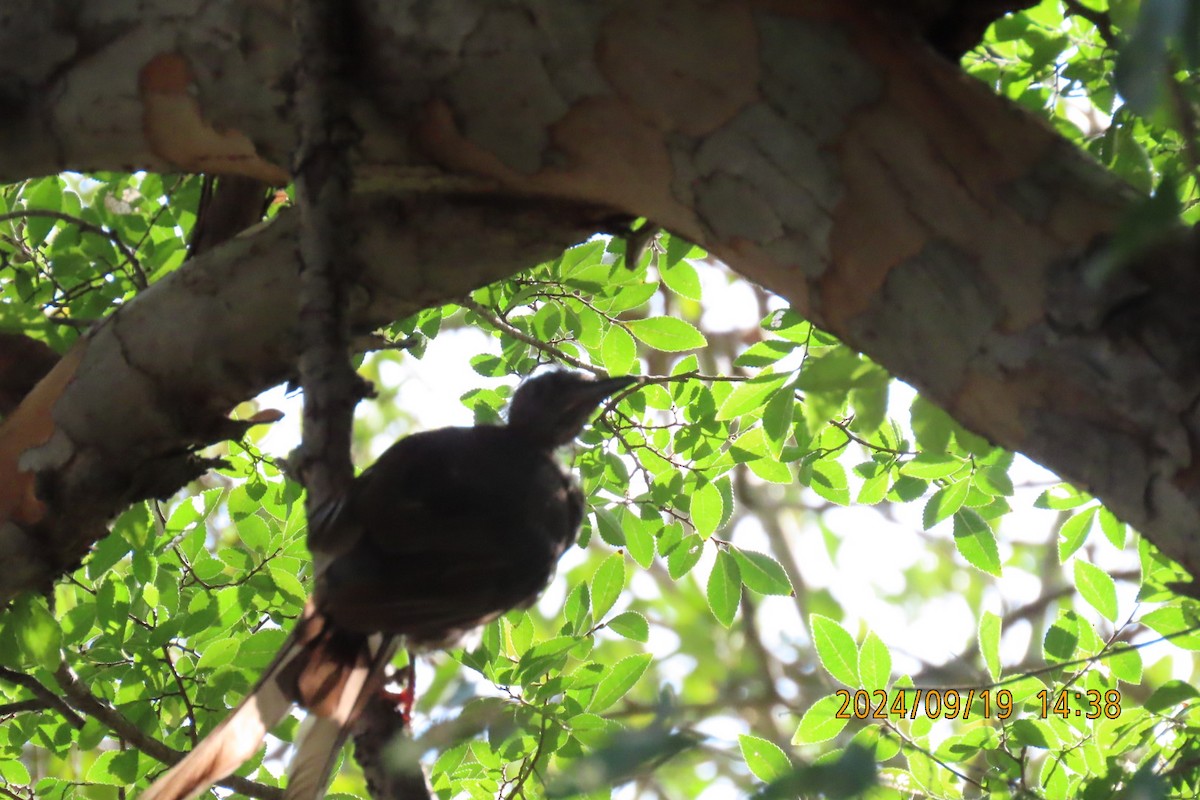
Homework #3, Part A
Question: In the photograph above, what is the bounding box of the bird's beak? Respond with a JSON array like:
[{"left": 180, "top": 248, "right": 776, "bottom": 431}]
[{"left": 568, "top": 375, "right": 638, "bottom": 413}]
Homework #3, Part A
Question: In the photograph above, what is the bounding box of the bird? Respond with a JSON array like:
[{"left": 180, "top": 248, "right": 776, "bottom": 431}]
[{"left": 140, "top": 370, "right": 636, "bottom": 800}]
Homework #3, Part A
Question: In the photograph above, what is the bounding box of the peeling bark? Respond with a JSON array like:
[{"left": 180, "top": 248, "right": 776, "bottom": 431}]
[
  {"left": 0, "top": 196, "right": 610, "bottom": 601},
  {"left": 2, "top": 0, "right": 1199, "bottom": 588}
]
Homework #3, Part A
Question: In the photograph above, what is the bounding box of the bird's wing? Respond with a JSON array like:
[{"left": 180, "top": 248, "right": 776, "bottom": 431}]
[
  {"left": 283, "top": 633, "right": 398, "bottom": 800},
  {"left": 139, "top": 613, "right": 314, "bottom": 800},
  {"left": 304, "top": 431, "right": 462, "bottom": 562}
]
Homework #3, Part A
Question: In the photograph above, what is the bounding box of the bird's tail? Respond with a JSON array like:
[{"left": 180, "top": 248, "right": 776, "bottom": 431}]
[
  {"left": 283, "top": 633, "right": 399, "bottom": 800},
  {"left": 140, "top": 602, "right": 385, "bottom": 800}
]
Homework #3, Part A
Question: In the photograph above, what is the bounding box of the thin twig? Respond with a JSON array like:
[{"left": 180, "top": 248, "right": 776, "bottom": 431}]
[
  {"left": 0, "top": 209, "right": 145, "bottom": 290},
  {"left": 460, "top": 296, "right": 603, "bottom": 375}
]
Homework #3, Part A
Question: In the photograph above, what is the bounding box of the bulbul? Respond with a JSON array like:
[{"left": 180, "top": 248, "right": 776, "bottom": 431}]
[{"left": 141, "top": 370, "right": 635, "bottom": 800}]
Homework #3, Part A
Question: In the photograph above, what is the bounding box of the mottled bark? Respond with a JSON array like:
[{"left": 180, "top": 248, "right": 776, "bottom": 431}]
[{"left": 1, "top": 0, "right": 1198, "bottom": 590}]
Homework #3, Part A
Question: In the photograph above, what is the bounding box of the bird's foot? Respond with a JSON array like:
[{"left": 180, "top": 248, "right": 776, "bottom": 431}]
[{"left": 378, "top": 662, "right": 415, "bottom": 723}]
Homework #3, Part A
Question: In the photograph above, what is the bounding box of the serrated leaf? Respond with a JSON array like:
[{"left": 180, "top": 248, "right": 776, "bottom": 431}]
[
  {"left": 707, "top": 550, "right": 741, "bottom": 627},
  {"left": 601, "top": 325, "right": 637, "bottom": 375},
  {"left": 900, "top": 454, "right": 962, "bottom": 480},
  {"left": 594, "top": 508, "right": 627, "bottom": 547},
  {"left": 13, "top": 596, "right": 62, "bottom": 671},
  {"left": 87, "top": 751, "right": 140, "bottom": 785},
  {"left": 922, "top": 479, "right": 970, "bottom": 529},
  {"left": 624, "top": 516, "right": 655, "bottom": 568},
  {"left": 809, "top": 460, "right": 849, "bottom": 505},
  {"left": 857, "top": 471, "right": 889, "bottom": 505},
  {"left": 858, "top": 631, "right": 891, "bottom": 690},
  {"left": 666, "top": 534, "right": 703, "bottom": 579},
  {"left": 0, "top": 760, "right": 30, "bottom": 784},
  {"left": 734, "top": 339, "right": 797, "bottom": 368},
  {"left": 979, "top": 611, "right": 1002, "bottom": 681},
  {"left": 195, "top": 637, "right": 240, "bottom": 672},
  {"left": 607, "top": 611, "right": 649, "bottom": 642},
  {"left": 732, "top": 549, "right": 792, "bottom": 595},
  {"left": 691, "top": 480, "right": 724, "bottom": 538},
  {"left": 952, "top": 509, "right": 1002, "bottom": 576},
  {"left": 739, "top": 734, "right": 791, "bottom": 782},
  {"left": 761, "top": 389, "right": 794, "bottom": 458},
  {"left": 1074, "top": 560, "right": 1118, "bottom": 621},
  {"left": 236, "top": 515, "right": 271, "bottom": 553},
  {"left": 811, "top": 614, "right": 858, "bottom": 687},
  {"left": 592, "top": 553, "right": 626, "bottom": 621},
  {"left": 1098, "top": 507, "right": 1127, "bottom": 548},
  {"left": 660, "top": 259, "right": 701, "bottom": 301},
  {"left": 716, "top": 372, "right": 790, "bottom": 421},
  {"left": 1109, "top": 645, "right": 1143, "bottom": 684},
  {"left": 625, "top": 317, "right": 706, "bottom": 352},
  {"left": 1058, "top": 507, "right": 1097, "bottom": 561},
  {"left": 792, "top": 695, "right": 849, "bottom": 744},
  {"left": 589, "top": 653, "right": 652, "bottom": 712},
  {"left": 269, "top": 566, "right": 308, "bottom": 605}
]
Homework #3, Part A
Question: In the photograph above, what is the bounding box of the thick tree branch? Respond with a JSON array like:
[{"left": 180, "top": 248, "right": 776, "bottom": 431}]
[
  {"left": 0, "top": 195, "right": 613, "bottom": 602},
  {"left": 0, "top": 665, "right": 85, "bottom": 728},
  {"left": 51, "top": 663, "right": 282, "bottom": 800},
  {"left": 2, "top": 0, "right": 1200, "bottom": 595}
]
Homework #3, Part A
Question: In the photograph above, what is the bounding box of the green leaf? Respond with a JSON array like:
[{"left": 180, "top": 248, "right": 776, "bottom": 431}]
[
  {"left": 922, "top": 479, "right": 970, "bottom": 529},
  {"left": 1145, "top": 679, "right": 1198, "bottom": 712},
  {"left": 87, "top": 751, "right": 140, "bottom": 785},
  {"left": 236, "top": 515, "right": 271, "bottom": 553},
  {"left": 88, "top": 531, "right": 132, "bottom": 580},
  {"left": 900, "top": 454, "right": 962, "bottom": 480},
  {"left": 625, "top": 317, "right": 707, "bottom": 352},
  {"left": 734, "top": 339, "right": 798, "bottom": 369},
  {"left": 738, "top": 734, "right": 791, "bottom": 782},
  {"left": 808, "top": 460, "right": 850, "bottom": 505},
  {"left": 13, "top": 596, "right": 62, "bottom": 671},
  {"left": 1058, "top": 506, "right": 1097, "bottom": 561},
  {"left": 810, "top": 614, "right": 858, "bottom": 687},
  {"left": 589, "top": 653, "right": 652, "bottom": 712},
  {"left": 979, "top": 611, "right": 1002, "bottom": 682},
  {"left": 792, "top": 695, "right": 849, "bottom": 744},
  {"left": 269, "top": 566, "right": 308, "bottom": 606},
  {"left": 195, "top": 637, "right": 241, "bottom": 672},
  {"left": 761, "top": 389, "right": 794, "bottom": 458},
  {"left": 952, "top": 509, "right": 1002, "bottom": 577},
  {"left": 716, "top": 372, "right": 790, "bottom": 421},
  {"left": 666, "top": 534, "right": 704, "bottom": 579},
  {"left": 1098, "top": 507, "right": 1127, "bottom": 548},
  {"left": 0, "top": 760, "right": 30, "bottom": 784},
  {"left": 732, "top": 549, "right": 792, "bottom": 595},
  {"left": 1074, "top": 560, "right": 1118, "bottom": 622},
  {"left": 660, "top": 259, "right": 701, "bottom": 301},
  {"left": 691, "top": 480, "right": 725, "bottom": 538},
  {"left": 857, "top": 631, "right": 891, "bottom": 690},
  {"left": 594, "top": 508, "right": 626, "bottom": 547},
  {"left": 1109, "top": 645, "right": 1143, "bottom": 684},
  {"left": 592, "top": 553, "right": 626, "bottom": 621},
  {"left": 707, "top": 550, "right": 742, "bottom": 627},
  {"left": 601, "top": 325, "right": 637, "bottom": 375},
  {"left": 607, "top": 611, "right": 649, "bottom": 642},
  {"left": 624, "top": 516, "right": 655, "bottom": 568}
]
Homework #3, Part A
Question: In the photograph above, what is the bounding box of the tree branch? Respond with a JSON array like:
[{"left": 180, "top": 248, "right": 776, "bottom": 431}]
[{"left": 0, "top": 666, "right": 84, "bottom": 728}]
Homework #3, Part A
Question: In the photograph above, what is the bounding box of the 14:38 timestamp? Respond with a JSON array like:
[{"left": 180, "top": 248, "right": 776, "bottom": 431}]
[{"left": 1039, "top": 688, "right": 1122, "bottom": 719}]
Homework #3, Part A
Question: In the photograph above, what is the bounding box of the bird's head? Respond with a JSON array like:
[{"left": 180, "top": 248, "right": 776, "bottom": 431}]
[{"left": 507, "top": 370, "right": 636, "bottom": 447}]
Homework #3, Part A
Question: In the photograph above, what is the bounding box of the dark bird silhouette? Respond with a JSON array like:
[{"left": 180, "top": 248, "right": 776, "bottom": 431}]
[{"left": 140, "top": 370, "right": 635, "bottom": 800}]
